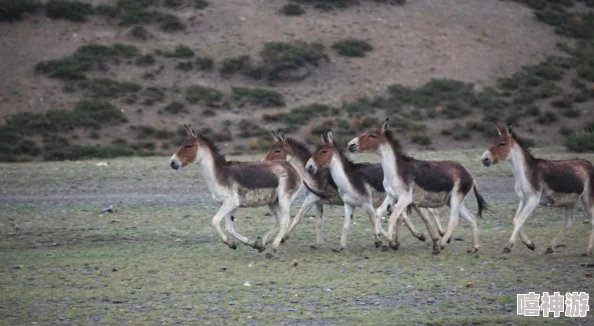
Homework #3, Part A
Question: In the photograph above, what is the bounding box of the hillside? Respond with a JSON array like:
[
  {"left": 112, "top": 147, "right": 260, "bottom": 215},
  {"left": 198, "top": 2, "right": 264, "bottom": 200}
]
[{"left": 1, "top": 0, "right": 593, "bottom": 161}]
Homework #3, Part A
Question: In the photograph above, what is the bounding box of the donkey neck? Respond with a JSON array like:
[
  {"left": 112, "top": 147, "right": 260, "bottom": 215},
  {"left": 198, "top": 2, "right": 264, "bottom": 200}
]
[
  {"left": 328, "top": 156, "right": 355, "bottom": 192},
  {"left": 197, "top": 148, "right": 225, "bottom": 194},
  {"left": 506, "top": 145, "right": 534, "bottom": 193},
  {"left": 378, "top": 143, "right": 399, "bottom": 181}
]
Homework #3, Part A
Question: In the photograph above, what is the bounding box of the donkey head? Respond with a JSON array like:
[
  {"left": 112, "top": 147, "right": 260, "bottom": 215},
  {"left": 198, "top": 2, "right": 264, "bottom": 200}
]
[
  {"left": 306, "top": 131, "right": 338, "bottom": 174},
  {"left": 481, "top": 122, "right": 514, "bottom": 167},
  {"left": 263, "top": 130, "right": 289, "bottom": 161},
  {"left": 170, "top": 124, "right": 201, "bottom": 170},
  {"left": 348, "top": 118, "right": 389, "bottom": 154}
]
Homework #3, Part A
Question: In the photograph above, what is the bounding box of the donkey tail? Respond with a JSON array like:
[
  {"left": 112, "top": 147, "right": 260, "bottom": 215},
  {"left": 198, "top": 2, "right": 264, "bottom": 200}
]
[
  {"left": 473, "top": 182, "right": 489, "bottom": 218},
  {"left": 303, "top": 180, "right": 329, "bottom": 200}
]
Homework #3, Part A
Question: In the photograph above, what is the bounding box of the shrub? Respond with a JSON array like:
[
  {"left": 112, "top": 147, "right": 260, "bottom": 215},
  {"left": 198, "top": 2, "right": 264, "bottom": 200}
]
[
  {"left": 135, "top": 54, "right": 156, "bottom": 66},
  {"left": 161, "top": 102, "right": 187, "bottom": 114},
  {"left": 332, "top": 39, "right": 373, "bottom": 57},
  {"left": 231, "top": 87, "right": 285, "bottom": 107},
  {"left": 45, "top": 0, "right": 94, "bottom": 22},
  {"left": 194, "top": 0, "right": 209, "bottom": 9},
  {"left": 281, "top": 4, "right": 305, "bottom": 15},
  {"left": 76, "top": 78, "right": 142, "bottom": 98},
  {"left": 536, "top": 111, "right": 558, "bottom": 125},
  {"left": 565, "top": 131, "right": 594, "bottom": 152},
  {"left": 165, "top": 45, "right": 194, "bottom": 58},
  {"left": 195, "top": 56, "right": 214, "bottom": 70},
  {"left": 132, "top": 125, "right": 174, "bottom": 139},
  {"left": 74, "top": 100, "right": 127, "bottom": 124},
  {"left": 0, "top": 0, "right": 43, "bottom": 22},
  {"left": 35, "top": 43, "right": 140, "bottom": 80},
  {"left": 238, "top": 120, "right": 269, "bottom": 138},
  {"left": 175, "top": 61, "right": 193, "bottom": 71},
  {"left": 158, "top": 13, "right": 185, "bottom": 31},
  {"left": 261, "top": 41, "right": 326, "bottom": 66},
  {"left": 129, "top": 25, "right": 151, "bottom": 40},
  {"left": 95, "top": 4, "right": 119, "bottom": 18},
  {"left": 45, "top": 145, "right": 136, "bottom": 161},
  {"left": 185, "top": 85, "right": 223, "bottom": 104},
  {"left": 220, "top": 55, "right": 251, "bottom": 75},
  {"left": 551, "top": 96, "right": 573, "bottom": 109},
  {"left": 141, "top": 87, "right": 165, "bottom": 105},
  {"left": 164, "top": 0, "right": 184, "bottom": 8},
  {"left": 409, "top": 131, "right": 432, "bottom": 145}
]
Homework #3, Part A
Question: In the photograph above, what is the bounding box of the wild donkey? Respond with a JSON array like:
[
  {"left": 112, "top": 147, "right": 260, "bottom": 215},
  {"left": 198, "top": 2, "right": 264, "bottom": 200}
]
[
  {"left": 481, "top": 123, "right": 594, "bottom": 256},
  {"left": 348, "top": 119, "right": 487, "bottom": 253},
  {"left": 170, "top": 125, "right": 302, "bottom": 258},
  {"left": 265, "top": 131, "right": 440, "bottom": 250}
]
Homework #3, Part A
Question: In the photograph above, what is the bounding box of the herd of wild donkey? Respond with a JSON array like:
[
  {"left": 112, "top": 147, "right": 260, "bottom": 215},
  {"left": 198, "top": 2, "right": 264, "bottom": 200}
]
[{"left": 169, "top": 120, "right": 594, "bottom": 258}]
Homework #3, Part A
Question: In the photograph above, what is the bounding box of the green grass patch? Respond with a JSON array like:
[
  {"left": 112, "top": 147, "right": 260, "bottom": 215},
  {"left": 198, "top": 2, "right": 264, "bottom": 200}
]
[
  {"left": 0, "top": 0, "right": 42, "bottom": 21},
  {"left": 281, "top": 4, "right": 305, "bottom": 15},
  {"left": 45, "top": 0, "right": 94, "bottom": 22},
  {"left": 194, "top": 0, "right": 209, "bottom": 9},
  {"left": 165, "top": 45, "right": 195, "bottom": 58},
  {"left": 36, "top": 43, "right": 140, "bottom": 80},
  {"left": 161, "top": 101, "right": 187, "bottom": 114},
  {"left": 565, "top": 130, "right": 594, "bottom": 152},
  {"left": 135, "top": 54, "right": 156, "bottom": 66},
  {"left": 231, "top": 87, "right": 285, "bottom": 107},
  {"left": 185, "top": 85, "right": 223, "bottom": 105},
  {"left": 332, "top": 39, "right": 373, "bottom": 57},
  {"left": 261, "top": 40, "right": 326, "bottom": 67},
  {"left": 220, "top": 55, "right": 251, "bottom": 75},
  {"left": 195, "top": 56, "right": 214, "bottom": 70},
  {"left": 76, "top": 78, "right": 142, "bottom": 98}
]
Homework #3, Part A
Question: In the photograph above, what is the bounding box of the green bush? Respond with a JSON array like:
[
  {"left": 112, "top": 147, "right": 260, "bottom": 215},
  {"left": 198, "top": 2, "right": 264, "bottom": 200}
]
[
  {"left": 281, "top": 4, "right": 305, "bottom": 15},
  {"left": 141, "top": 87, "right": 165, "bottom": 105},
  {"left": 231, "top": 87, "right": 285, "bottom": 107},
  {"left": 129, "top": 25, "right": 151, "bottom": 40},
  {"left": 261, "top": 41, "right": 326, "bottom": 66},
  {"left": 95, "top": 4, "right": 119, "bottom": 18},
  {"left": 45, "top": 145, "right": 136, "bottom": 161},
  {"left": 166, "top": 45, "right": 194, "bottom": 58},
  {"left": 45, "top": 0, "right": 94, "bottom": 22},
  {"left": 409, "top": 131, "right": 432, "bottom": 145},
  {"left": 36, "top": 43, "right": 140, "bottom": 80},
  {"left": 195, "top": 0, "right": 209, "bottom": 9},
  {"left": 0, "top": 0, "right": 43, "bottom": 22},
  {"left": 164, "top": 0, "right": 184, "bottom": 8},
  {"left": 162, "top": 102, "right": 187, "bottom": 114},
  {"left": 220, "top": 55, "right": 251, "bottom": 75},
  {"left": 332, "top": 39, "right": 373, "bottom": 57},
  {"left": 195, "top": 56, "right": 214, "bottom": 70},
  {"left": 175, "top": 61, "right": 193, "bottom": 71},
  {"left": 74, "top": 100, "right": 127, "bottom": 124},
  {"left": 284, "top": 103, "right": 335, "bottom": 126},
  {"left": 536, "top": 111, "right": 558, "bottom": 124},
  {"left": 158, "top": 13, "right": 185, "bottom": 31},
  {"left": 76, "top": 78, "right": 142, "bottom": 98},
  {"left": 132, "top": 125, "right": 174, "bottom": 139},
  {"left": 135, "top": 54, "right": 156, "bottom": 66},
  {"left": 185, "top": 85, "right": 223, "bottom": 104},
  {"left": 565, "top": 131, "right": 594, "bottom": 152}
]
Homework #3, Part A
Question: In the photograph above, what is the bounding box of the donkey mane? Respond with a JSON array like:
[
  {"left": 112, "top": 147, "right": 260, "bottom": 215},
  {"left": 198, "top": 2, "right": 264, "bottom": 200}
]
[
  {"left": 384, "top": 129, "right": 414, "bottom": 162},
  {"left": 287, "top": 137, "right": 311, "bottom": 156},
  {"left": 199, "top": 135, "right": 228, "bottom": 166},
  {"left": 510, "top": 131, "right": 538, "bottom": 164}
]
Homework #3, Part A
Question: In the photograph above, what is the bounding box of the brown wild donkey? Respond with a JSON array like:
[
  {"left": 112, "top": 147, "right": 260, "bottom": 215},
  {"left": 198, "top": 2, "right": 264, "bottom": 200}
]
[
  {"left": 170, "top": 125, "right": 303, "bottom": 258},
  {"left": 481, "top": 123, "right": 594, "bottom": 256},
  {"left": 264, "top": 131, "right": 443, "bottom": 250},
  {"left": 348, "top": 119, "right": 487, "bottom": 253}
]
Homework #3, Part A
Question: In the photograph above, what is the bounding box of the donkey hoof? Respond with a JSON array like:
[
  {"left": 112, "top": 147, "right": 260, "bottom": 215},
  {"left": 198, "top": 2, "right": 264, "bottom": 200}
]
[
  {"left": 229, "top": 242, "right": 237, "bottom": 250},
  {"left": 526, "top": 242, "right": 536, "bottom": 251},
  {"left": 467, "top": 248, "right": 478, "bottom": 253},
  {"left": 332, "top": 247, "right": 344, "bottom": 253},
  {"left": 502, "top": 247, "right": 512, "bottom": 254},
  {"left": 265, "top": 253, "right": 276, "bottom": 259},
  {"left": 432, "top": 247, "right": 441, "bottom": 255},
  {"left": 554, "top": 244, "right": 566, "bottom": 249},
  {"left": 418, "top": 233, "right": 426, "bottom": 242},
  {"left": 545, "top": 247, "right": 554, "bottom": 254},
  {"left": 310, "top": 245, "right": 318, "bottom": 250},
  {"left": 446, "top": 237, "right": 451, "bottom": 244},
  {"left": 582, "top": 252, "right": 592, "bottom": 257},
  {"left": 253, "top": 239, "right": 266, "bottom": 253},
  {"left": 381, "top": 245, "right": 390, "bottom": 252},
  {"left": 281, "top": 238, "right": 286, "bottom": 244},
  {"left": 389, "top": 241, "right": 400, "bottom": 250},
  {"left": 374, "top": 241, "right": 383, "bottom": 248}
]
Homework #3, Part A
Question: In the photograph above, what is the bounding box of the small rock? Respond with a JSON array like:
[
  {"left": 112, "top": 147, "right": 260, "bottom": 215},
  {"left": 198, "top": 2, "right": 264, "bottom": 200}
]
[
  {"left": 52, "top": 243, "right": 59, "bottom": 247},
  {"left": 584, "top": 220, "right": 590, "bottom": 224},
  {"left": 217, "top": 267, "right": 227, "bottom": 272},
  {"left": 96, "top": 162, "right": 108, "bottom": 167},
  {"left": 269, "top": 280, "right": 277, "bottom": 284},
  {"left": 110, "top": 299, "right": 128, "bottom": 304},
  {"left": 182, "top": 306, "right": 193, "bottom": 310},
  {"left": 291, "top": 259, "right": 298, "bottom": 267},
  {"left": 581, "top": 263, "right": 594, "bottom": 268},
  {"left": 243, "top": 281, "right": 251, "bottom": 287},
  {"left": 103, "top": 205, "right": 114, "bottom": 213},
  {"left": 585, "top": 273, "right": 593, "bottom": 278},
  {"left": 14, "top": 265, "right": 23, "bottom": 269},
  {"left": 112, "top": 268, "right": 118, "bottom": 272},
  {"left": 466, "top": 282, "right": 474, "bottom": 288},
  {"left": 110, "top": 219, "right": 120, "bottom": 223}
]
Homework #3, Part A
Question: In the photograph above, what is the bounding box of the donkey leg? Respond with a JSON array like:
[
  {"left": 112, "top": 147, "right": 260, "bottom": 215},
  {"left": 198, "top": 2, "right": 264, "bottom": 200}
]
[
  {"left": 387, "top": 197, "right": 411, "bottom": 250},
  {"left": 440, "top": 193, "right": 463, "bottom": 249},
  {"left": 336, "top": 204, "right": 354, "bottom": 252},
  {"left": 581, "top": 198, "right": 594, "bottom": 256},
  {"left": 400, "top": 209, "right": 426, "bottom": 242},
  {"left": 428, "top": 208, "right": 446, "bottom": 237},
  {"left": 267, "top": 200, "right": 291, "bottom": 257},
  {"left": 364, "top": 203, "right": 384, "bottom": 248},
  {"left": 504, "top": 197, "right": 539, "bottom": 253},
  {"left": 313, "top": 203, "right": 324, "bottom": 249},
  {"left": 284, "top": 194, "right": 318, "bottom": 242},
  {"left": 413, "top": 207, "right": 440, "bottom": 254},
  {"left": 459, "top": 205, "right": 480, "bottom": 253},
  {"left": 374, "top": 195, "right": 394, "bottom": 242},
  {"left": 262, "top": 203, "right": 280, "bottom": 247},
  {"left": 212, "top": 201, "right": 239, "bottom": 249},
  {"left": 546, "top": 206, "right": 574, "bottom": 253}
]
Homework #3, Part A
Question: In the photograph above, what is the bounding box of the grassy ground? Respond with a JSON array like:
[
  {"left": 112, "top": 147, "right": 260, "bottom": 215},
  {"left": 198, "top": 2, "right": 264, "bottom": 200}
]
[{"left": 1, "top": 149, "right": 594, "bottom": 325}]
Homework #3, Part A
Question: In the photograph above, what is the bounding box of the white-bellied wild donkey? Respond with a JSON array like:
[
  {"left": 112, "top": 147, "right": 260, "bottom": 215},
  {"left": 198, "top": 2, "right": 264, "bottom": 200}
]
[
  {"left": 481, "top": 123, "right": 594, "bottom": 256},
  {"left": 348, "top": 119, "right": 487, "bottom": 254},
  {"left": 264, "top": 131, "right": 444, "bottom": 250},
  {"left": 169, "top": 125, "right": 303, "bottom": 258}
]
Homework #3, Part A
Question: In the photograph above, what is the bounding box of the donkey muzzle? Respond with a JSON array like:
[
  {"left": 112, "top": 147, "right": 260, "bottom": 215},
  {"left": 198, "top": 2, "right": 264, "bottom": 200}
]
[
  {"left": 348, "top": 143, "right": 357, "bottom": 153},
  {"left": 481, "top": 157, "right": 491, "bottom": 167},
  {"left": 170, "top": 159, "right": 181, "bottom": 170}
]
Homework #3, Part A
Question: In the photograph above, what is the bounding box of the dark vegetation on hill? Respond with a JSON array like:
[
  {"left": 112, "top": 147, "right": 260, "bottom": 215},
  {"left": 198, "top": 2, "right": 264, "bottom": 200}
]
[{"left": 0, "top": 0, "right": 593, "bottom": 161}]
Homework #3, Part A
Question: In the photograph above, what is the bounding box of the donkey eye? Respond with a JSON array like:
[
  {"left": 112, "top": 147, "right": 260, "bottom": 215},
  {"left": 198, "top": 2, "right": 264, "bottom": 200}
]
[
  {"left": 322, "top": 150, "right": 328, "bottom": 154},
  {"left": 275, "top": 150, "right": 281, "bottom": 154},
  {"left": 499, "top": 143, "right": 506, "bottom": 148},
  {"left": 185, "top": 144, "right": 194, "bottom": 148},
  {"left": 370, "top": 134, "right": 376, "bottom": 139}
]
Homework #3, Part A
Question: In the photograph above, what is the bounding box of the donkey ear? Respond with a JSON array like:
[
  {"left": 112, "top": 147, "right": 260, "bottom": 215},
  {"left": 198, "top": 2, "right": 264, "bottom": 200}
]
[
  {"left": 506, "top": 123, "right": 513, "bottom": 135},
  {"left": 277, "top": 130, "right": 286, "bottom": 142},
  {"left": 184, "top": 124, "right": 197, "bottom": 138},
  {"left": 380, "top": 118, "right": 389, "bottom": 134},
  {"left": 326, "top": 130, "right": 334, "bottom": 143},
  {"left": 320, "top": 132, "right": 328, "bottom": 144},
  {"left": 493, "top": 121, "right": 503, "bottom": 136}
]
